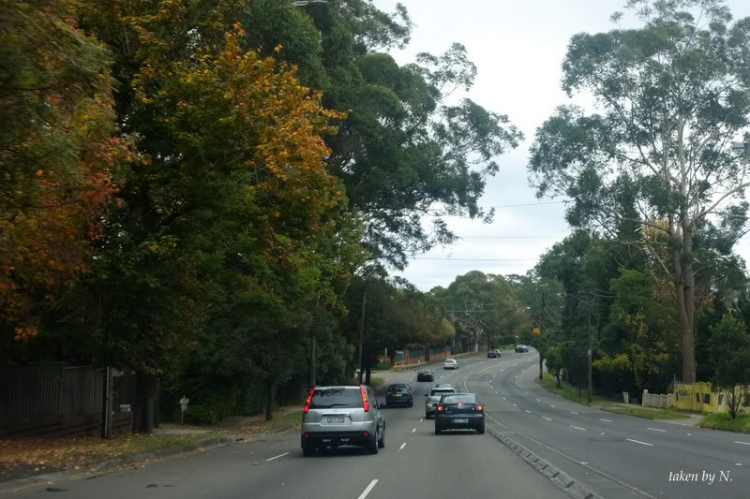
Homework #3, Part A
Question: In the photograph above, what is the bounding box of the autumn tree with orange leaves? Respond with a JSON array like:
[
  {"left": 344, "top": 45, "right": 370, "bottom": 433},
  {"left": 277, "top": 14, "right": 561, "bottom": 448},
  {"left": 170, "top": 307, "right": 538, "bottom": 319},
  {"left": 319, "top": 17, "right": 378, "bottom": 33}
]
[{"left": 0, "top": 0, "right": 129, "bottom": 342}]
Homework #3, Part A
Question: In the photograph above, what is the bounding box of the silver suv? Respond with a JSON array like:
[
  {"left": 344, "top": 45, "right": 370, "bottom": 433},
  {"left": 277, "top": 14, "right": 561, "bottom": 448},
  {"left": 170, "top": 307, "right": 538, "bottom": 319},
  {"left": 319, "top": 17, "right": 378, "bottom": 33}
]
[
  {"left": 424, "top": 385, "right": 457, "bottom": 418},
  {"left": 301, "top": 385, "right": 385, "bottom": 456}
]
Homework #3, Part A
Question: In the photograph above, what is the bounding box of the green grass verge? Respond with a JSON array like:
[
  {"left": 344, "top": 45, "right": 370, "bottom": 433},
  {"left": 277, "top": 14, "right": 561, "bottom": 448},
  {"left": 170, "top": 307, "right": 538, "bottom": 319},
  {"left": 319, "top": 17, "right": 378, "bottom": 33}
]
[
  {"left": 700, "top": 412, "right": 750, "bottom": 433},
  {"left": 539, "top": 372, "right": 612, "bottom": 406},
  {"left": 601, "top": 405, "right": 689, "bottom": 420}
]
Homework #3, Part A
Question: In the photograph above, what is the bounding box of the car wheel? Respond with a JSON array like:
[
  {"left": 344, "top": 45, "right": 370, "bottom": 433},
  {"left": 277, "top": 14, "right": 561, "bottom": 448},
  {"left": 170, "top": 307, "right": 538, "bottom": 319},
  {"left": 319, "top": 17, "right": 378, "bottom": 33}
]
[
  {"left": 408, "top": 400, "right": 413, "bottom": 408},
  {"left": 302, "top": 446, "right": 314, "bottom": 457},
  {"left": 434, "top": 426, "right": 441, "bottom": 435},
  {"left": 378, "top": 426, "right": 385, "bottom": 449},
  {"left": 477, "top": 425, "right": 485, "bottom": 435},
  {"left": 368, "top": 432, "right": 379, "bottom": 454}
]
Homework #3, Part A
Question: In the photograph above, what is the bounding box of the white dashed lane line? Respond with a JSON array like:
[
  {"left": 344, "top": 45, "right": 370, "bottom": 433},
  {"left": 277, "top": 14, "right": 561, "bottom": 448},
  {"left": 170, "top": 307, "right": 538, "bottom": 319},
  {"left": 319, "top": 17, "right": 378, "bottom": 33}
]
[
  {"left": 627, "top": 438, "right": 654, "bottom": 447},
  {"left": 571, "top": 426, "right": 586, "bottom": 431},
  {"left": 600, "top": 418, "right": 612, "bottom": 423},
  {"left": 357, "top": 480, "right": 379, "bottom": 499},
  {"left": 543, "top": 416, "right": 552, "bottom": 421},
  {"left": 502, "top": 397, "right": 507, "bottom": 400},
  {"left": 570, "top": 411, "right": 578, "bottom": 415},
  {"left": 399, "top": 442, "right": 407, "bottom": 450},
  {"left": 735, "top": 441, "right": 750, "bottom": 446},
  {"left": 266, "top": 452, "right": 289, "bottom": 462},
  {"left": 647, "top": 428, "right": 666, "bottom": 433},
  {"left": 525, "top": 410, "right": 532, "bottom": 414},
  {"left": 535, "top": 398, "right": 541, "bottom": 402},
  {"left": 412, "top": 428, "right": 416, "bottom": 433},
  {"left": 513, "top": 403, "right": 518, "bottom": 407}
]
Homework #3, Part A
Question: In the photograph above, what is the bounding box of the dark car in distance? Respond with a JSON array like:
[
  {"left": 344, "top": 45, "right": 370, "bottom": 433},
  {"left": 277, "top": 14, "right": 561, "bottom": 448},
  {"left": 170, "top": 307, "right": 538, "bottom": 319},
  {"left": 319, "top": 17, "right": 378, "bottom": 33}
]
[
  {"left": 515, "top": 344, "right": 529, "bottom": 353},
  {"left": 385, "top": 384, "right": 413, "bottom": 408},
  {"left": 434, "top": 393, "right": 485, "bottom": 435},
  {"left": 417, "top": 370, "right": 434, "bottom": 382},
  {"left": 487, "top": 350, "right": 502, "bottom": 358}
]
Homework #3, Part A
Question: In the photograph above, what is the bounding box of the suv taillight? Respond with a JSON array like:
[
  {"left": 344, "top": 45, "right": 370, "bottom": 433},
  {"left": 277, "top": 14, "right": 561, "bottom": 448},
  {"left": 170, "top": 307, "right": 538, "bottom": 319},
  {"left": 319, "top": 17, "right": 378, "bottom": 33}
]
[
  {"left": 303, "top": 387, "right": 315, "bottom": 414},
  {"left": 360, "top": 385, "right": 369, "bottom": 412}
]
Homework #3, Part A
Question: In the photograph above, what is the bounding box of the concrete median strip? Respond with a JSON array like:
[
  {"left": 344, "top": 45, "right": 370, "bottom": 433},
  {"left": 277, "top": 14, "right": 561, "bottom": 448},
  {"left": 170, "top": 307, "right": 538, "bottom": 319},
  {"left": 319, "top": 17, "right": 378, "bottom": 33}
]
[{"left": 486, "top": 426, "right": 600, "bottom": 499}]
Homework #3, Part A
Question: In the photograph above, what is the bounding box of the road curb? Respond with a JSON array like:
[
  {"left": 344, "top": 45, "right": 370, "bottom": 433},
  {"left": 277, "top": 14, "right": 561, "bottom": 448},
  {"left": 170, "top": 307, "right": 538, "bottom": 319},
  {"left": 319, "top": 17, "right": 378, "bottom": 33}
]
[
  {"left": 0, "top": 435, "right": 237, "bottom": 497},
  {"left": 487, "top": 426, "right": 601, "bottom": 499}
]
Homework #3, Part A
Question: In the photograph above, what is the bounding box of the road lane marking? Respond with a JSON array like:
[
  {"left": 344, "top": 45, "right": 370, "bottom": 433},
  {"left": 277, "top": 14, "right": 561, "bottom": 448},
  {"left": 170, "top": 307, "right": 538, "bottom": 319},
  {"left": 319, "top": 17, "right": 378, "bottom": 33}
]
[
  {"left": 536, "top": 398, "right": 541, "bottom": 402},
  {"left": 737, "top": 463, "right": 743, "bottom": 466},
  {"left": 572, "top": 426, "right": 586, "bottom": 431},
  {"left": 735, "top": 441, "right": 750, "bottom": 446},
  {"left": 358, "top": 479, "right": 379, "bottom": 499},
  {"left": 513, "top": 364, "right": 518, "bottom": 367},
  {"left": 495, "top": 390, "right": 499, "bottom": 394},
  {"left": 513, "top": 403, "right": 518, "bottom": 407},
  {"left": 524, "top": 391, "right": 529, "bottom": 395},
  {"left": 525, "top": 410, "right": 532, "bottom": 414},
  {"left": 647, "top": 428, "right": 666, "bottom": 433},
  {"left": 412, "top": 428, "right": 416, "bottom": 433},
  {"left": 399, "top": 442, "right": 407, "bottom": 450},
  {"left": 492, "top": 374, "right": 496, "bottom": 378},
  {"left": 543, "top": 417, "right": 552, "bottom": 421},
  {"left": 502, "top": 397, "right": 507, "bottom": 400},
  {"left": 420, "top": 418, "right": 423, "bottom": 422},
  {"left": 570, "top": 411, "right": 578, "bottom": 415},
  {"left": 266, "top": 452, "right": 289, "bottom": 462},
  {"left": 581, "top": 461, "right": 588, "bottom": 465},
  {"left": 550, "top": 405, "right": 555, "bottom": 408},
  {"left": 627, "top": 438, "right": 653, "bottom": 447},
  {"left": 600, "top": 418, "right": 612, "bottom": 423}
]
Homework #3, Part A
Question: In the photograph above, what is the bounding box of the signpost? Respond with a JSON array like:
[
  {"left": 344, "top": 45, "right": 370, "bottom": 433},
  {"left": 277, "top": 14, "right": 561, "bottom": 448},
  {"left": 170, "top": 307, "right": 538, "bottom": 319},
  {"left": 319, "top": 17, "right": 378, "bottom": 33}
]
[{"left": 180, "top": 396, "right": 190, "bottom": 424}]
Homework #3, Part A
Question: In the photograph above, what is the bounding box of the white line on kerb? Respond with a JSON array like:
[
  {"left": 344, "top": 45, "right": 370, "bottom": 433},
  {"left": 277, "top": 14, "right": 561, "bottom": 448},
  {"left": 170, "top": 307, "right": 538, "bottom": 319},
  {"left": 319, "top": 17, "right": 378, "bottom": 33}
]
[
  {"left": 357, "top": 479, "right": 379, "bottom": 499},
  {"left": 570, "top": 411, "right": 579, "bottom": 415},
  {"left": 412, "top": 428, "right": 416, "bottom": 433},
  {"left": 600, "top": 418, "right": 612, "bottom": 423},
  {"left": 647, "top": 428, "right": 666, "bottom": 433},
  {"left": 572, "top": 426, "right": 586, "bottom": 431},
  {"left": 543, "top": 416, "right": 552, "bottom": 421},
  {"left": 399, "top": 442, "right": 407, "bottom": 450},
  {"left": 735, "top": 441, "right": 750, "bottom": 446},
  {"left": 627, "top": 438, "right": 653, "bottom": 447},
  {"left": 266, "top": 452, "right": 289, "bottom": 462}
]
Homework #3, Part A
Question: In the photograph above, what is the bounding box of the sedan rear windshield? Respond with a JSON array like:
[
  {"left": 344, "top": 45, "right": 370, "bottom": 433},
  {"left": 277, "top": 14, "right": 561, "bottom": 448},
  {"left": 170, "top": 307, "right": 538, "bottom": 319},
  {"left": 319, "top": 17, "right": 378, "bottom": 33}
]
[
  {"left": 309, "top": 388, "right": 362, "bottom": 409},
  {"left": 389, "top": 385, "right": 409, "bottom": 392},
  {"left": 441, "top": 395, "right": 477, "bottom": 404}
]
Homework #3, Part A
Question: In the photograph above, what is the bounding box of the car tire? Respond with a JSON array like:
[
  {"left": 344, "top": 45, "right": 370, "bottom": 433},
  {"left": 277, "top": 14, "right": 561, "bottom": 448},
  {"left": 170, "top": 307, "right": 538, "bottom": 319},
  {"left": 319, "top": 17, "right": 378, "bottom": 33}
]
[
  {"left": 435, "top": 426, "right": 441, "bottom": 435},
  {"left": 368, "top": 433, "right": 379, "bottom": 454},
  {"left": 477, "top": 425, "right": 485, "bottom": 435},
  {"left": 408, "top": 400, "right": 413, "bottom": 408},
  {"left": 378, "top": 426, "right": 385, "bottom": 449},
  {"left": 302, "top": 446, "right": 314, "bottom": 457}
]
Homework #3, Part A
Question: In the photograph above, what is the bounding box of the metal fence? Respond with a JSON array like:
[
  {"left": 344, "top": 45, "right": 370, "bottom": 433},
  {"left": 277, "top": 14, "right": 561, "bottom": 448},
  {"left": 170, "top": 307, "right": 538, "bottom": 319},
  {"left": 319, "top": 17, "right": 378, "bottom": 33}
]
[{"left": 0, "top": 363, "right": 103, "bottom": 429}]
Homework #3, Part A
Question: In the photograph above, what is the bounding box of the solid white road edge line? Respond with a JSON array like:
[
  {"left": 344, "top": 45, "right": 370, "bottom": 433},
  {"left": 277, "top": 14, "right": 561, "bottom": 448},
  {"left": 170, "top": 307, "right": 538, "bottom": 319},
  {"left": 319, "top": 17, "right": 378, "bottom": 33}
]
[
  {"left": 399, "top": 442, "right": 407, "bottom": 450},
  {"left": 357, "top": 479, "right": 379, "bottom": 499},
  {"left": 266, "top": 452, "right": 289, "bottom": 462},
  {"left": 627, "top": 438, "right": 653, "bottom": 447}
]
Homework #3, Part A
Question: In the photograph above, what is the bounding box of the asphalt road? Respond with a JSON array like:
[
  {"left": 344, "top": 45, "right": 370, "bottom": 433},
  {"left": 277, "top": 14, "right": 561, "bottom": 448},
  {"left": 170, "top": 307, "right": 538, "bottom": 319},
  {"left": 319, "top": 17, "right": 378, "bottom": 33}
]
[
  {"left": 9, "top": 356, "right": 570, "bottom": 499},
  {"left": 468, "top": 350, "right": 750, "bottom": 499}
]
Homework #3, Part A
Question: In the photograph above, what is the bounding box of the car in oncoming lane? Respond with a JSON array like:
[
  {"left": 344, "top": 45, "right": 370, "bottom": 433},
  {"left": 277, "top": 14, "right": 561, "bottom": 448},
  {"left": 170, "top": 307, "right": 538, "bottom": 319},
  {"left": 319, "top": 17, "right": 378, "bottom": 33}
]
[
  {"left": 424, "top": 385, "right": 456, "bottom": 418},
  {"left": 487, "top": 349, "right": 502, "bottom": 358},
  {"left": 434, "top": 393, "right": 485, "bottom": 435},
  {"left": 385, "top": 384, "right": 413, "bottom": 408},
  {"left": 515, "top": 344, "right": 529, "bottom": 353},
  {"left": 417, "top": 369, "right": 434, "bottom": 382},
  {"left": 301, "top": 385, "right": 385, "bottom": 456},
  {"left": 443, "top": 358, "right": 459, "bottom": 369}
]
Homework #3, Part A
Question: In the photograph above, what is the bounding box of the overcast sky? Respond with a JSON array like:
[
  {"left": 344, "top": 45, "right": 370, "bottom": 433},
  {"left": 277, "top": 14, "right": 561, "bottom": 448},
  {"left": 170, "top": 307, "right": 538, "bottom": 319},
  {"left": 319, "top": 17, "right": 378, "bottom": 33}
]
[{"left": 371, "top": 0, "right": 750, "bottom": 292}]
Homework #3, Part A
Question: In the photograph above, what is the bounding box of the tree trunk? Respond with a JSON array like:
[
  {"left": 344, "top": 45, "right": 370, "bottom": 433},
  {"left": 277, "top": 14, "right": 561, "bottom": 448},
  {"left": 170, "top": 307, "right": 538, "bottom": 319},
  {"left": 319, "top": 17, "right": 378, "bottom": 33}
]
[
  {"left": 539, "top": 355, "right": 544, "bottom": 381},
  {"left": 365, "top": 365, "right": 371, "bottom": 386},
  {"left": 133, "top": 374, "right": 158, "bottom": 433},
  {"left": 310, "top": 335, "right": 316, "bottom": 387},
  {"left": 674, "top": 222, "right": 697, "bottom": 384},
  {"left": 266, "top": 378, "right": 275, "bottom": 421},
  {"left": 555, "top": 372, "right": 561, "bottom": 388}
]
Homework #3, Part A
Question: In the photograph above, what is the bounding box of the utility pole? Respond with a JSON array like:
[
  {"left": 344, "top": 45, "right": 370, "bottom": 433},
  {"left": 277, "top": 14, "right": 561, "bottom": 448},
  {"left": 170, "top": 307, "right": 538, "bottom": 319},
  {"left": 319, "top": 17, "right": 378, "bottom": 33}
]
[
  {"left": 357, "top": 288, "right": 367, "bottom": 385},
  {"left": 586, "top": 297, "right": 593, "bottom": 404},
  {"left": 539, "top": 291, "right": 545, "bottom": 381},
  {"left": 310, "top": 335, "right": 316, "bottom": 387}
]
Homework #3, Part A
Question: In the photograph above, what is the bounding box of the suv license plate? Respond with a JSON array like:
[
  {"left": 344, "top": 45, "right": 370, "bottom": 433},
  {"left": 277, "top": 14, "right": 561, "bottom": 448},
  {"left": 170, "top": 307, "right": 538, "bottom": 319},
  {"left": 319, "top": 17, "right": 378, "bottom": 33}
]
[
  {"left": 395, "top": 394, "right": 402, "bottom": 397},
  {"left": 327, "top": 415, "right": 345, "bottom": 424},
  {"left": 454, "top": 418, "right": 468, "bottom": 423}
]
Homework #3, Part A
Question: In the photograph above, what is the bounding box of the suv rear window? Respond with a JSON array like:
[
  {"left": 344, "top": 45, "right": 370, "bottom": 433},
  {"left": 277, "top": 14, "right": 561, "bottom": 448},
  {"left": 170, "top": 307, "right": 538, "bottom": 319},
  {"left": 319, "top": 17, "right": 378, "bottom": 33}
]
[
  {"left": 389, "top": 385, "right": 409, "bottom": 392},
  {"left": 442, "top": 394, "right": 477, "bottom": 404},
  {"left": 430, "top": 389, "right": 455, "bottom": 396},
  {"left": 309, "top": 388, "right": 362, "bottom": 409}
]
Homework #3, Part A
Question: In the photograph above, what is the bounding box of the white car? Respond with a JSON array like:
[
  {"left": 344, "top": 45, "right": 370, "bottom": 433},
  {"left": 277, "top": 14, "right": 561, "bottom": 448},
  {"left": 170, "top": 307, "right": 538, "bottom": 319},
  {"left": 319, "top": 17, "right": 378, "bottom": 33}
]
[{"left": 443, "top": 358, "right": 459, "bottom": 370}]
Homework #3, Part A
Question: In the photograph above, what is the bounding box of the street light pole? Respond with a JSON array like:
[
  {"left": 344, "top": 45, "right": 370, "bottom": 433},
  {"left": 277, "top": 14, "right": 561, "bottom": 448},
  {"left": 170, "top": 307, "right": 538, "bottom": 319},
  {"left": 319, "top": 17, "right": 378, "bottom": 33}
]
[{"left": 586, "top": 302, "right": 593, "bottom": 404}]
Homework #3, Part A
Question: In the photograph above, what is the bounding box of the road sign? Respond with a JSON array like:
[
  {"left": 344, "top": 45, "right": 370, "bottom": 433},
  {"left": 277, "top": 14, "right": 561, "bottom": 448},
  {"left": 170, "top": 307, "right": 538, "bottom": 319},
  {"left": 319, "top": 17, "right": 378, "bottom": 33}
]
[{"left": 533, "top": 327, "right": 540, "bottom": 335}]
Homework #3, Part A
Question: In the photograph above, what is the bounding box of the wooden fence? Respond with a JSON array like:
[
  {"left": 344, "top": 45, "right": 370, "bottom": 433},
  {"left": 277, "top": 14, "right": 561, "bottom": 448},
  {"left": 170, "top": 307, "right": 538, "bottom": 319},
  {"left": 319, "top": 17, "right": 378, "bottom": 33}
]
[{"left": 0, "top": 362, "right": 128, "bottom": 436}]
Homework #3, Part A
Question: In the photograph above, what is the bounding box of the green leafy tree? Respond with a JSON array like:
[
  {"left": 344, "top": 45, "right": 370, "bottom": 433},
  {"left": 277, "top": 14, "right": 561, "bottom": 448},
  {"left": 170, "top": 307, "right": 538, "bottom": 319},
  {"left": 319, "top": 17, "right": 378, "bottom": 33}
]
[
  {"left": 528, "top": 0, "right": 750, "bottom": 384},
  {"left": 709, "top": 314, "right": 750, "bottom": 419}
]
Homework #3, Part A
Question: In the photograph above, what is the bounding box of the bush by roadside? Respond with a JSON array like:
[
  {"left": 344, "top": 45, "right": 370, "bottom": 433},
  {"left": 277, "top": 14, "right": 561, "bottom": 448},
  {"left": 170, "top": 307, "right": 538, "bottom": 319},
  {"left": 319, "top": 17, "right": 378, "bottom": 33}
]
[
  {"left": 700, "top": 412, "right": 750, "bottom": 433},
  {"left": 539, "top": 372, "right": 611, "bottom": 406}
]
